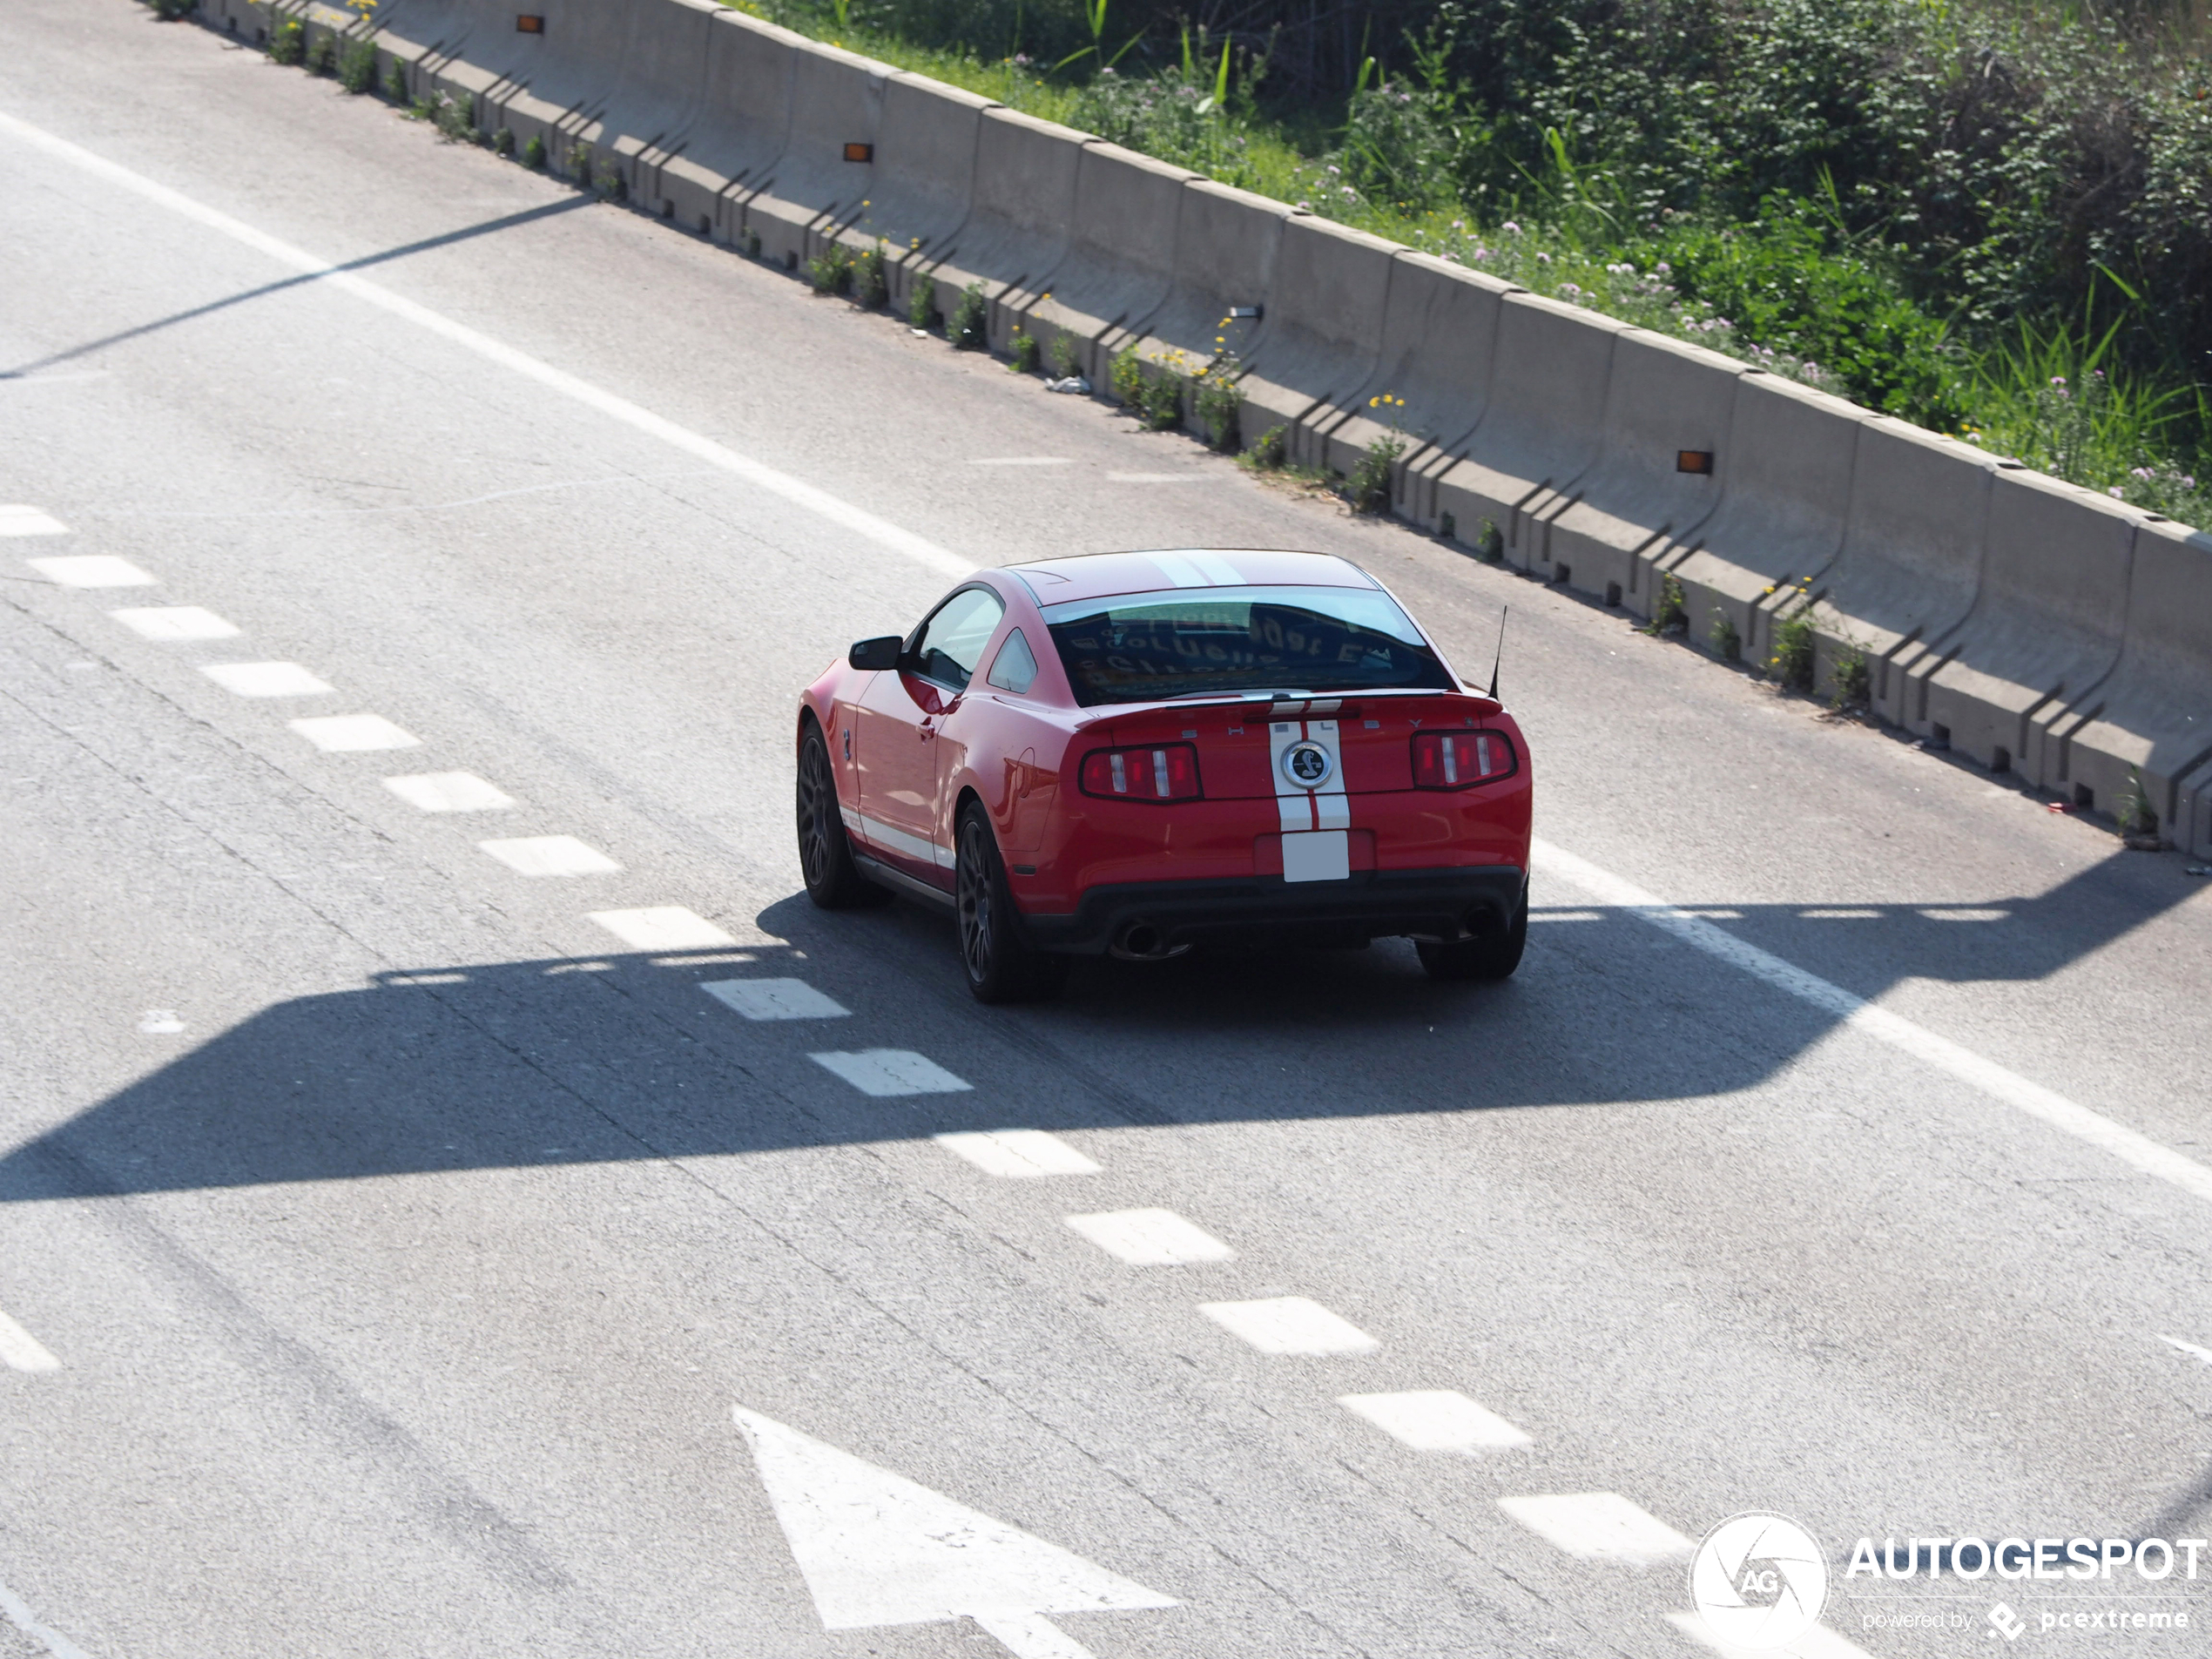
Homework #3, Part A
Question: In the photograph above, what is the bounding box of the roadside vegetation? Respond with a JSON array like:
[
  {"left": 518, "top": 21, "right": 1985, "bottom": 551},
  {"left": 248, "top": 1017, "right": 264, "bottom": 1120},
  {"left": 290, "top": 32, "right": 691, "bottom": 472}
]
[{"left": 732, "top": 0, "right": 2212, "bottom": 528}]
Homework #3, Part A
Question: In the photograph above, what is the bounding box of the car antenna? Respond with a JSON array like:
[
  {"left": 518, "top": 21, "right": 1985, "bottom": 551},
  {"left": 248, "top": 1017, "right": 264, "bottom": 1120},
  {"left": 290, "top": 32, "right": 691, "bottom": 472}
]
[{"left": 1487, "top": 606, "right": 1508, "bottom": 700}]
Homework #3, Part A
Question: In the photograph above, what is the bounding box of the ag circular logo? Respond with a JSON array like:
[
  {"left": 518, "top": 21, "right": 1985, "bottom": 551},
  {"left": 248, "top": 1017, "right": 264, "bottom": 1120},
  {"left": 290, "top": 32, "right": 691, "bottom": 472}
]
[
  {"left": 1689, "top": 1513, "right": 1828, "bottom": 1650},
  {"left": 1281, "top": 740, "right": 1333, "bottom": 789}
]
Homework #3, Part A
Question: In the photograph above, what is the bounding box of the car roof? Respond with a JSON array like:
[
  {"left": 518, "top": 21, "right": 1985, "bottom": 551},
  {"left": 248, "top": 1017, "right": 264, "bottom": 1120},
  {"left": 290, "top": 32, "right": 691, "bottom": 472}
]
[{"left": 1002, "top": 549, "right": 1378, "bottom": 606}]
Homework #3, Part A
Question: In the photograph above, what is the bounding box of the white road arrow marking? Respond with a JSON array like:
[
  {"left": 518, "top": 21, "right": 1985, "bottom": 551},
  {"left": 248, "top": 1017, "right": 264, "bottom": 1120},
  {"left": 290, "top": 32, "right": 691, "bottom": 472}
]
[{"left": 732, "top": 1406, "right": 1174, "bottom": 1659}]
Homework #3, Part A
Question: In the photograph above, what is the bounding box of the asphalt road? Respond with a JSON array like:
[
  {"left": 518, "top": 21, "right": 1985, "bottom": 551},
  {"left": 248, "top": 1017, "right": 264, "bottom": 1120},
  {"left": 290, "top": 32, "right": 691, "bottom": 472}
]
[{"left": 3, "top": 8, "right": 2210, "bottom": 1658}]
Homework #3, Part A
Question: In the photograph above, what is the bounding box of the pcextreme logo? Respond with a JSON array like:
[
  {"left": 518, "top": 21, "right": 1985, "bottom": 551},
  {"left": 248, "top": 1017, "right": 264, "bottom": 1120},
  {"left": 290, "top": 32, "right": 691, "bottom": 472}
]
[{"left": 1689, "top": 1513, "right": 1831, "bottom": 1651}]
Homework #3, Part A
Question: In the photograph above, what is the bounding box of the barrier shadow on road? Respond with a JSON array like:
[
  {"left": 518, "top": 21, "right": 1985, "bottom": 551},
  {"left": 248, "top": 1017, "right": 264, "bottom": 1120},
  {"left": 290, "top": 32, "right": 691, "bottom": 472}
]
[
  {"left": 0, "top": 195, "right": 597, "bottom": 382},
  {"left": 0, "top": 849, "right": 2191, "bottom": 1204}
]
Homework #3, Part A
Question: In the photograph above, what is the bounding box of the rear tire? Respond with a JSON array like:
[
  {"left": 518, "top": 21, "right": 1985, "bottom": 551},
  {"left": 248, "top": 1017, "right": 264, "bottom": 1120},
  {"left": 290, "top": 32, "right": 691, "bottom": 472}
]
[
  {"left": 796, "top": 722, "right": 887, "bottom": 909},
  {"left": 955, "top": 804, "right": 1069, "bottom": 1003},
  {"left": 1416, "top": 885, "right": 1527, "bottom": 981}
]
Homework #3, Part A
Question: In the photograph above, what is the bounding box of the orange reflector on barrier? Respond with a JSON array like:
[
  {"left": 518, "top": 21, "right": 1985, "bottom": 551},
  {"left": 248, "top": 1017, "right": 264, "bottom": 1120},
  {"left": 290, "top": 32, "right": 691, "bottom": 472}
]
[
  {"left": 1676, "top": 449, "right": 1715, "bottom": 475},
  {"left": 844, "top": 142, "right": 873, "bottom": 164},
  {"left": 516, "top": 13, "right": 545, "bottom": 31}
]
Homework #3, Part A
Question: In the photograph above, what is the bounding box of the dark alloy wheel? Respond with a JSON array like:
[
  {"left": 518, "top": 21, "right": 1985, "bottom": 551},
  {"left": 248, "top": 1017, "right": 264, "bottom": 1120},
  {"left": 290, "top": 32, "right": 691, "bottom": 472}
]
[
  {"left": 796, "top": 724, "right": 887, "bottom": 909},
  {"left": 955, "top": 804, "right": 1069, "bottom": 1003},
  {"left": 1415, "top": 883, "right": 1528, "bottom": 981}
]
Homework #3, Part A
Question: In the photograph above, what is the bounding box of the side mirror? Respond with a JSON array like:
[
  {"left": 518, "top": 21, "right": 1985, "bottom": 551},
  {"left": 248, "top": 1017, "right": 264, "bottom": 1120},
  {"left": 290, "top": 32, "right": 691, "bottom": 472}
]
[{"left": 848, "top": 635, "right": 903, "bottom": 671}]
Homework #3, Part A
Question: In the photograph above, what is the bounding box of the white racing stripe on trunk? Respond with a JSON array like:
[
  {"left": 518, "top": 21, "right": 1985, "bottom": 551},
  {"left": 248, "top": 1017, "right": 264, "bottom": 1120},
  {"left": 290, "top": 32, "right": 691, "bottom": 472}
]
[
  {"left": 1533, "top": 837, "right": 2212, "bottom": 1207},
  {"left": 0, "top": 110, "right": 973, "bottom": 583}
]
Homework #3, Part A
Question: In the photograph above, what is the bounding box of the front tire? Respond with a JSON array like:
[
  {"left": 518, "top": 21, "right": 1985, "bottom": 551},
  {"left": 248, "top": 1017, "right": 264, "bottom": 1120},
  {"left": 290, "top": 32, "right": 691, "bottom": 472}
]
[
  {"left": 1416, "top": 884, "right": 1527, "bottom": 981},
  {"left": 955, "top": 804, "right": 1069, "bottom": 1003},
  {"left": 796, "top": 723, "right": 887, "bottom": 909}
]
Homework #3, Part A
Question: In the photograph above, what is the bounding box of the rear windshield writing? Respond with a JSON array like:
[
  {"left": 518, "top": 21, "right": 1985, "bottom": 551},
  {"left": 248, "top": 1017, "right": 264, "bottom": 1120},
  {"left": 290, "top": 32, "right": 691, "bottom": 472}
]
[{"left": 1042, "top": 585, "right": 1454, "bottom": 705}]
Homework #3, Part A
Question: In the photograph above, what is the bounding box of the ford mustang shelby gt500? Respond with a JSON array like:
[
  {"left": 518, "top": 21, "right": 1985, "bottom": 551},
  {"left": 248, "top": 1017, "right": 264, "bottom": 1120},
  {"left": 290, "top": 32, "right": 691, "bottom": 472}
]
[{"left": 795, "top": 549, "right": 1531, "bottom": 1001}]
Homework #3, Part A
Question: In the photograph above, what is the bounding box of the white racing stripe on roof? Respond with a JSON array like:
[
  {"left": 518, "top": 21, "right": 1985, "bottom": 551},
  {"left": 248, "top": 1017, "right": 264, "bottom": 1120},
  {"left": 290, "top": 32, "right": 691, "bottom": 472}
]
[
  {"left": 1143, "top": 551, "right": 1212, "bottom": 588},
  {"left": 1184, "top": 550, "right": 1245, "bottom": 584}
]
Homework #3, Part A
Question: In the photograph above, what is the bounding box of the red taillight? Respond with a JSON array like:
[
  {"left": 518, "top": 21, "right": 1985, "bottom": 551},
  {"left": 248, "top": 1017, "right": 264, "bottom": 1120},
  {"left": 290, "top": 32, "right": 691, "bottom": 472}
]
[
  {"left": 1411, "top": 729, "right": 1517, "bottom": 790},
  {"left": 1077, "top": 742, "right": 1203, "bottom": 803}
]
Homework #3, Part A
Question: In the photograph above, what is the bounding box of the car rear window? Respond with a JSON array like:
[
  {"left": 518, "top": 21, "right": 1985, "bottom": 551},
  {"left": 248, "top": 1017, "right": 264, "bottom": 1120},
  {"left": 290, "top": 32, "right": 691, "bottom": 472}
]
[{"left": 1042, "top": 584, "right": 1454, "bottom": 705}]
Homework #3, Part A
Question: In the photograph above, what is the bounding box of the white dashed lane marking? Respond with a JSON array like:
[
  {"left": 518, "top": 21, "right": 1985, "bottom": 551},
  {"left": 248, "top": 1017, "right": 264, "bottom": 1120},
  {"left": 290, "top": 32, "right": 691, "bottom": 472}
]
[
  {"left": 1199, "top": 1297, "right": 1379, "bottom": 1356},
  {"left": 812, "top": 1051, "right": 972, "bottom": 1098},
  {"left": 479, "top": 836, "right": 622, "bottom": 878},
  {"left": 0, "top": 1305, "right": 59, "bottom": 1373},
  {"left": 28, "top": 554, "right": 155, "bottom": 588},
  {"left": 1338, "top": 1389, "right": 1531, "bottom": 1452},
  {"left": 933, "top": 1130, "right": 1100, "bottom": 1177},
  {"left": 1496, "top": 1493, "right": 1694, "bottom": 1565},
  {"left": 702, "top": 978, "right": 849, "bottom": 1021},
  {"left": 289, "top": 713, "right": 420, "bottom": 752},
  {"left": 199, "top": 661, "right": 333, "bottom": 698},
  {"left": 136, "top": 1009, "right": 185, "bottom": 1035},
  {"left": 110, "top": 604, "right": 239, "bottom": 640},
  {"left": 0, "top": 505, "right": 70, "bottom": 536},
  {"left": 586, "top": 906, "right": 732, "bottom": 948},
  {"left": 382, "top": 772, "right": 516, "bottom": 813},
  {"left": 592, "top": 911, "right": 738, "bottom": 947},
  {"left": 1064, "top": 1209, "right": 1234, "bottom": 1266}
]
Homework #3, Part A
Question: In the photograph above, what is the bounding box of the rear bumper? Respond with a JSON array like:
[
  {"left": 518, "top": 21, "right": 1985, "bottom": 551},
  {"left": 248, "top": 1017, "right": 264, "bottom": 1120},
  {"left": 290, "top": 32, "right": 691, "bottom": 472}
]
[{"left": 1022, "top": 865, "right": 1527, "bottom": 955}]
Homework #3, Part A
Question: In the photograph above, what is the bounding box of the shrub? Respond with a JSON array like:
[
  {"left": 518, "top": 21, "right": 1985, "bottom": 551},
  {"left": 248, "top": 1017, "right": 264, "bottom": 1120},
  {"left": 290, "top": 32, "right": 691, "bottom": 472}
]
[
  {"left": 148, "top": 0, "right": 197, "bottom": 18},
  {"left": 1348, "top": 433, "right": 1405, "bottom": 513},
  {"left": 1047, "top": 333, "right": 1082, "bottom": 380},
  {"left": 304, "top": 28, "right": 337, "bottom": 76},
  {"left": 594, "top": 158, "right": 627, "bottom": 200},
  {"left": 1829, "top": 642, "right": 1870, "bottom": 709},
  {"left": 809, "top": 243, "right": 854, "bottom": 295},
  {"left": 853, "top": 242, "right": 889, "bottom": 308},
  {"left": 907, "top": 273, "right": 939, "bottom": 328},
  {"left": 949, "top": 282, "right": 988, "bottom": 349},
  {"left": 338, "top": 37, "right": 377, "bottom": 93},
  {"left": 1109, "top": 343, "right": 1144, "bottom": 404},
  {"left": 1643, "top": 573, "right": 1687, "bottom": 635},
  {"left": 743, "top": 226, "right": 764, "bottom": 260},
  {"left": 566, "top": 139, "right": 592, "bottom": 179},
  {"left": 2117, "top": 766, "right": 2159, "bottom": 838},
  {"left": 1242, "top": 424, "right": 1290, "bottom": 469},
  {"left": 1710, "top": 607, "right": 1741, "bottom": 663},
  {"left": 1138, "top": 370, "right": 1183, "bottom": 430},
  {"left": 1474, "top": 517, "right": 1504, "bottom": 561},
  {"left": 1770, "top": 606, "right": 1817, "bottom": 691},
  {"left": 434, "top": 91, "right": 476, "bottom": 144},
  {"left": 1009, "top": 327, "right": 1042, "bottom": 374},
  {"left": 523, "top": 132, "right": 547, "bottom": 170},
  {"left": 492, "top": 126, "right": 516, "bottom": 157},
  {"left": 1193, "top": 355, "right": 1243, "bottom": 450},
  {"left": 267, "top": 16, "right": 305, "bottom": 64},
  {"left": 383, "top": 57, "right": 408, "bottom": 103}
]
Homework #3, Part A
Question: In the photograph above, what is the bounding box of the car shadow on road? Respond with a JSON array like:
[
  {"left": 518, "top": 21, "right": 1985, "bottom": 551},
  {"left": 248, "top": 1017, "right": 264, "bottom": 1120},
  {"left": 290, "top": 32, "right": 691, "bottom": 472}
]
[{"left": 0, "top": 849, "right": 2190, "bottom": 1205}]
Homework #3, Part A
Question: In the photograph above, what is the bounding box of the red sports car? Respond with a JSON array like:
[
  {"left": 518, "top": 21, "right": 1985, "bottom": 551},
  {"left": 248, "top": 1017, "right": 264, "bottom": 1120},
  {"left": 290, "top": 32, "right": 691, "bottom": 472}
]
[{"left": 795, "top": 550, "right": 1532, "bottom": 1001}]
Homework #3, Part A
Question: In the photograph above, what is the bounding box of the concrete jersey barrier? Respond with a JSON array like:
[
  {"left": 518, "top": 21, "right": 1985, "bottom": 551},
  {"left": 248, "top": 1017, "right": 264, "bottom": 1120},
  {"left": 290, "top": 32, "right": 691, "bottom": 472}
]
[
  {"left": 1817, "top": 419, "right": 1997, "bottom": 725},
  {"left": 1130, "top": 181, "right": 1291, "bottom": 381},
  {"left": 738, "top": 42, "right": 893, "bottom": 271},
  {"left": 2057, "top": 519, "right": 2212, "bottom": 837},
  {"left": 1430, "top": 293, "right": 1624, "bottom": 568},
  {"left": 1020, "top": 142, "right": 1199, "bottom": 384},
  {"left": 916, "top": 108, "right": 1089, "bottom": 344},
  {"left": 1321, "top": 252, "right": 1517, "bottom": 498},
  {"left": 1662, "top": 374, "right": 1866, "bottom": 665},
  {"left": 1230, "top": 216, "right": 1400, "bottom": 464},
  {"left": 1919, "top": 470, "right": 2139, "bottom": 784},
  {"left": 1541, "top": 329, "right": 1744, "bottom": 614},
  {"left": 658, "top": 13, "right": 804, "bottom": 240},
  {"left": 582, "top": 0, "right": 721, "bottom": 205},
  {"left": 833, "top": 74, "right": 996, "bottom": 300}
]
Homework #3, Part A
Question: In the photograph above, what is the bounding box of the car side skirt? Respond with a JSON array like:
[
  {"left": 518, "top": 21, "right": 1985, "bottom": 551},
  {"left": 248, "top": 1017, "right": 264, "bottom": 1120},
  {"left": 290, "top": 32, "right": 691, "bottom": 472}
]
[{"left": 853, "top": 850, "right": 957, "bottom": 910}]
